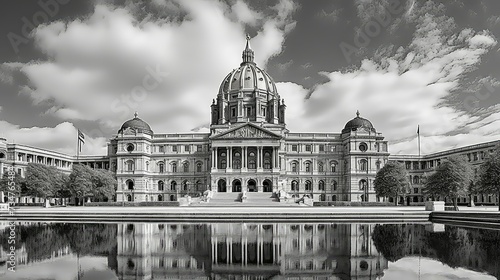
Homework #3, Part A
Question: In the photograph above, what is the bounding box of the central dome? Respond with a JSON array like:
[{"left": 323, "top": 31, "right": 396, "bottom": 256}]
[
  {"left": 218, "top": 35, "right": 277, "bottom": 97},
  {"left": 211, "top": 35, "right": 285, "bottom": 126}
]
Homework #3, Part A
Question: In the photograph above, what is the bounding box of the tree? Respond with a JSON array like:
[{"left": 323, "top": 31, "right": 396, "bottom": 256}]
[
  {"left": 91, "top": 169, "right": 117, "bottom": 200},
  {"left": 0, "top": 171, "right": 27, "bottom": 199},
  {"left": 476, "top": 147, "right": 500, "bottom": 211},
  {"left": 69, "top": 164, "right": 93, "bottom": 206},
  {"left": 54, "top": 173, "right": 71, "bottom": 204},
  {"left": 25, "top": 163, "right": 59, "bottom": 201},
  {"left": 424, "top": 155, "right": 473, "bottom": 211},
  {"left": 374, "top": 161, "right": 409, "bottom": 205}
]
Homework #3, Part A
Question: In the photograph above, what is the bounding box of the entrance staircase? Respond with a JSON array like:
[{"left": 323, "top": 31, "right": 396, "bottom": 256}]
[
  {"left": 207, "top": 192, "right": 242, "bottom": 206},
  {"left": 244, "top": 192, "right": 278, "bottom": 206}
]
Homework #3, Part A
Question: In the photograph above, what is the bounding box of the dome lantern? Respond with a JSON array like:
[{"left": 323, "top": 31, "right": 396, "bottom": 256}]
[{"left": 241, "top": 34, "right": 255, "bottom": 65}]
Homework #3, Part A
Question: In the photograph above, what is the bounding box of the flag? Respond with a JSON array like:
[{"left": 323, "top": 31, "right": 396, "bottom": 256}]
[
  {"left": 78, "top": 130, "right": 85, "bottom": 153},
  {"left": 417, "top": 125, "right": 419, "bottom": 135},
  {"left": 78, "top": 130, "right": 85, "bottom": 143}
]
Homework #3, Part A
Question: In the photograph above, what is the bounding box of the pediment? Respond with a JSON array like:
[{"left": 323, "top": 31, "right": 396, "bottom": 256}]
[{"left": 211, "top": 123, "right": 281, "bottom": 140}]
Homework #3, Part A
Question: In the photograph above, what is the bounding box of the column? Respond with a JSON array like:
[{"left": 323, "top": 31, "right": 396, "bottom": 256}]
[
  {"left": 242, "top": 146, "right": 247, "bottom": 169},
  {"left": 271, "top": 147, "right": 276, "bottom": 170},
  {"left": 257, "top": 147, "right": 262, "bottom": 169},
  {"left": 212, "top": 148, "right": 215, "bottom": 168}
]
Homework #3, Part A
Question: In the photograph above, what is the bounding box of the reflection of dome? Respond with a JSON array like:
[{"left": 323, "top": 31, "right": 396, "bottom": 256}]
[
  {"left": 218, "top": 35, "right": 278, "bottom": 97},
  {"left": 118, "top": 113, "right": 153, "bottom": 135},
  {"left": 342, "top": 111, "right": 376, "bottom": 133}
]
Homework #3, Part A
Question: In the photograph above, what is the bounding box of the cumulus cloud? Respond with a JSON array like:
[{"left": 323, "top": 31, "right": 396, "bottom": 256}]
[
  {"left": 2, "top": 0, "right": 297, "bottom": 154},
  {"left": 0, "top": 121, "right": 107, "bottom": 155},
  {"left": 283, "top": 0, "right": 499, "bottom": 155}
]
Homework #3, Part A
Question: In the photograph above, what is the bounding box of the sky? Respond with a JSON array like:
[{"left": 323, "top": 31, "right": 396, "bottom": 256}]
[{"left": 0, "top": 0, "right": 499, "bottom": 156}]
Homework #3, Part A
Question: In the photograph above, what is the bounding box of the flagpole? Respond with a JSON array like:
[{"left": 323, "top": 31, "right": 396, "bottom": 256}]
[
  {"left": 417, "top": 125, "right": 421, "bottom": 157},
  {"left": 77, "top": 130, "right": 80, "bottom": 162}
]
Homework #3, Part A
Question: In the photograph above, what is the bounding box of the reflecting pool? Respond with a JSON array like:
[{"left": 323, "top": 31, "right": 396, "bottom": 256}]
[{"left": 0, "top": 222, "right": 499, "bottom": 279}]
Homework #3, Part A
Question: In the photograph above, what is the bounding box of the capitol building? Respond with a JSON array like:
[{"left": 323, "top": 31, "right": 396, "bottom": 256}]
[
  {"left": 0, "top": 38, "right": 498, "bottom": 205},
  {"left": 109, "top": 38, "right": 389, "bottom": 203}
]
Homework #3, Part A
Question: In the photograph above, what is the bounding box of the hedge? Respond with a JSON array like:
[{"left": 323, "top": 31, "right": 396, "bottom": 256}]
[{"left": 85, "top": 201, "right": 180, "bottom": 207}]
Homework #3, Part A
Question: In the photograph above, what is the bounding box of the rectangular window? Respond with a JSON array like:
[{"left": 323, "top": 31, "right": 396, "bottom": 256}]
[
  {"left": 172, "top": 145, "right": 178, "bottom": 152},
  {"left": 291, "top": 144, "right": 298, "bottom": 152},
  {"left": 197, "top": 145, "right": 202, "bottom": 152},
  {"left": 231, "top": 107, "right": 236, "bottom": 117},
  {"left": 184, "top": 145, "right": 190, "bottom": 152},
  {"left": 262, "top": 106, "right": 266, "bottom": 116},
  {"left": 473, "top": 152, "right": 478, "bottom": 161},
  {"left": 414, "top": 188, "right": 418, "bottom": 194},
  {"left": 319, "top": 144, "right": 324, "bottom": 152},
  {"left": 159, "top": 146, "right": 165, "bottom": 153},
  {"left": 246, "top": 107, "right": 251, "bottom": 117},
  {"left": 305, "top": 145, "right": 312, "bottom": 152}
]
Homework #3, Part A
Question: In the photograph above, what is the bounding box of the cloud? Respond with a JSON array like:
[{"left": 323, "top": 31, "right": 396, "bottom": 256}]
[
  {"left": 0, "top": 121, "right": 107, "bottom": 155},
  {"left": 301, "top": 62, "right": 312, "bottom": 69},
  {"left": 276, "top": 59, "right": 293, "bottom": 71},
  {"left": 316, "top": 8, "right": 341, "bottom": 23},
  {"left": 279, "top": 1, "right": 499, "bottom": 155},
  {"left": 8, "top": 0, "right": 297, "bottom": 140}
]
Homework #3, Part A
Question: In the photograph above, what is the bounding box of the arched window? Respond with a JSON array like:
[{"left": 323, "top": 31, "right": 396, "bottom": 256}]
[
  {"left": 126, "top": 160, "right": 135, "bottom": 172},
  {"left": 291, "top": 162, "right": 298, "bottom": 172},
  {"left": 158, "top": 195, "right": 163, "bottom": 201},
  {"left": 171, "top": 181, "right": 177, "bottom": 191},
  {"left": 126, "top": 180, "right": 134, "bottom": 190},
  {"left": 332, "top": 195, "right": 337, "bottom": 201},
  {"left": 158, "top": 181, "right": 164, "bottom": 191},
  {"left": 318, "top": 180, "right": 325, "bottom": 191},
  {"left": 263, "top": 152, "right": 271, "bottom": 169},
  {"left": 359, "top": 179, "right": 367, "bottom": 190},
  {"left": 332, "top": 180, "right": 338, "bottom": 191},
  {"left": 183, "top": 162, "right": 189, "bottom": 172},
  {"left": 318, "top": 162, "right": 324, "bottom": 172},
  {"left": 159, "top": 163, "right": 165, "bottom": 173},
  {"left": 221, "top": 159, "right": 227, "bottom": 169},
  {"left": 196, "top": 162, "right": 202, "bottom": 172},
  {"left": 145, "top": 161, "right": 149, "bottom": 171},
  {"left": 359, "top": 159, "right": 368, "bottom": 171},
  {"left": 233, "top": 159, "right": 241, "bottom": 169},
  {"left": 127, "top": 194, "right": 133, "bottom": 202},
  {"left": 196, "top": 181, "right": 202, "bottom": 192},
  {"left": 248, "top": 151, "right": 256, "bottom": 169},
  {"left": 376, "top": 161, "right": 381, "bottom": 170},
  {"left": 305, "top": 162, "right": 311, "bottom": 172},
  {"left": 291, "top": 180, "right": 299, "bottom": 191},
  {"left": 172, "top": 163, "right": 177, "bottom": 173},
  {"left": 305, "top": 180, "right": 312, "bottom": 191},
  {"left": 330, "top": 161, "right": 337, "bottom": 172},
  {"left": 182, "top": 181, "right": 188, "bottom": 191}
]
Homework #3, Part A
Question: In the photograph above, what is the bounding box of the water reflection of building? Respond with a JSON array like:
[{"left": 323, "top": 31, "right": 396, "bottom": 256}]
[{"left": 117, "top": 223, "right": 388, "bottom": 279}]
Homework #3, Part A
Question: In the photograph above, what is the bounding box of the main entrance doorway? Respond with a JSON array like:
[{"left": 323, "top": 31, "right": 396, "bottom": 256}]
[
  {"left": 263, "top": 179, "right": 272, "bottom": 192},
  {"left": 218, "top": 179, "right": 227, "bottom": 192},
  {"left": 232, "top": 179, "right": 242, "bottom": 192},
  {"left": 247, "top": 179, "right": 257, "bottom": 192}
]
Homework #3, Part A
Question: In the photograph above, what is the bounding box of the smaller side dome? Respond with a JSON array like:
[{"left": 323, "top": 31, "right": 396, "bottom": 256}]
[
  {"left": 342, "top": 110, "right": 375, "bottom": 133},
  {"left": 118, "top": 112, "right": 153, "bottom": 135}
]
